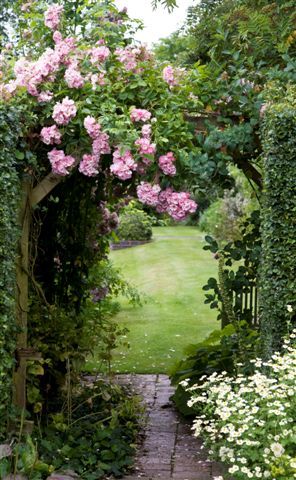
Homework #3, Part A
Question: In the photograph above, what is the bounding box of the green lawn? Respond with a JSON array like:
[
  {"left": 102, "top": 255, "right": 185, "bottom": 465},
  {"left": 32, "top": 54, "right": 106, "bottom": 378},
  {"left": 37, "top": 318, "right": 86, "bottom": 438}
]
[{"left": 88, "top": 226, "right": 219, "bottom": 374}]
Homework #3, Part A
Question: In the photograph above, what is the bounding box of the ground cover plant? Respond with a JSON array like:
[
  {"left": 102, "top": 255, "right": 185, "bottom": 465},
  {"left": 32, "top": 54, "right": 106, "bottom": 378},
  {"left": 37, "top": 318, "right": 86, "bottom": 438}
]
[
  {"left": 183, "top": 328, "right": 296, "bottom": 480},
  {"left": 87, "top": 226, "right": 219, "bottom": 374}
]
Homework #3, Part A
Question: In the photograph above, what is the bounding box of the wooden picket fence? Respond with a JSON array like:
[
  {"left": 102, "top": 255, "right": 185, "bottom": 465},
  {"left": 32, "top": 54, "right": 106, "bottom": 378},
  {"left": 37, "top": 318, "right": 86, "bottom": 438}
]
[{"left": 232, "top": 282, "right": 259, "bottom": 327}]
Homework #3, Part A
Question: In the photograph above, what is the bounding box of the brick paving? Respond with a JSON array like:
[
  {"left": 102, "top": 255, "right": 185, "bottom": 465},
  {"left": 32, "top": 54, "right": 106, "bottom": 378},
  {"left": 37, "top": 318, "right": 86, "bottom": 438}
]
[{"left": 118, "top": 374, "right": 226, "bottom": 480}]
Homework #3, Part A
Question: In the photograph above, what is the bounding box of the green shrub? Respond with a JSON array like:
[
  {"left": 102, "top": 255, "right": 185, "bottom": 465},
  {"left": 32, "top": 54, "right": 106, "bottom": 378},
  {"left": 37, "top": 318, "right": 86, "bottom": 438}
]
[
  {"left": 199, "top": 189, "right": 249, "bottom": 244},
  {"left": 170, "top": 322, "right": 259, "bottom": 416},
  {"left": 117, "top": 204, "right": 153, "bottom": 242},
  {"left": 260, "top": 94, "right": 296, "bottom": 355}
]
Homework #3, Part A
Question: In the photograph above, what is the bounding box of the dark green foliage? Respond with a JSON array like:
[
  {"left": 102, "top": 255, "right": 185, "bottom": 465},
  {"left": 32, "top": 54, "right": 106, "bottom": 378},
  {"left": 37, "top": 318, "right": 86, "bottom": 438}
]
[
  {"left": 1, "top": 381, "right": 142, "bottom": 480},
  {"left": 0, "top": 103, "right": 25, "bottom": 437},
  {"left": 117, "top": 204, "right": 153, "bottom": 241},
  {"left": 260, "top": 96, "right": 296, "bottom": 355},
  {"left": 39, "top": 382, "right": 141, "bottom": 479},
  {"left": 170, "top": 322, "right": 259, "bottom": 416},
  {"left": 27, "top": 258, "right": 140, "bottom": 414}
]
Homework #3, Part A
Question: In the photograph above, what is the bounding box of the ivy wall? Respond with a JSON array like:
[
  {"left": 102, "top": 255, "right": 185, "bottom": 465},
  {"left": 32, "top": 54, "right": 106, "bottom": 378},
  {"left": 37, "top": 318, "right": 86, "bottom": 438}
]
[
  {"left": 0, "top": 104, "right": 23, "bottom": 436},
  {"left": 260, "top": 97, "right": 296, "bottom": 355}
]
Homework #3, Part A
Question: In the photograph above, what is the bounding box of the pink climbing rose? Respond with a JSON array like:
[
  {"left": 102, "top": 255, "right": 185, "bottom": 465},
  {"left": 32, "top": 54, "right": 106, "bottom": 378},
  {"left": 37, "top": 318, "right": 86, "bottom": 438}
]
[
  {"left": 48, "top": 148, "right": 75, "bottom": 176},
  {"left": 38, "top": 91, "right": 53, "bottom": 103},
  {"left": 79, "top": 154, "right": 100, "bottom": 177},
  {"left": 115, "top": 46, "right": 139, "bottom": 71},
  {"left": 90, "top": 46, "right": 110, "bottom": 64},
  {"left": 40, "top": 125, "right": 62, "bottom": 145},
  {"left": 156, "top": 188, "right": 197, "bottom": 220},
  {"left": 92, "top": 133, "right": 110, "bottom": 156},
  {"left": 110, "top": 149, "right": 137, "bottom": 180},
  {"left": 130, "top": 108, "right": 152, "bottom": 122},
  {"left": 135, "top": 138, "right": 156, "bottom": 156},
  {"left": 52, "top": 97, "right": 77, "bottom": 125},
  {"left": 64, "top": 66, "right": 84, "bottom": 89},
  {"left": 158, "top": 152, "right": 176, "bottom": 176},
  {"left": 84, "top": 116, "right": 101, "bottom": 140},
  {"left": 137, "top": 182, "right": 161, "bottom": 207},
  {"left": 44, "top": 4, "right": 64, "bottom": 30},
  {"left": 165, "top": 191, "right": 197, "bottom": 221},
  {"left": 162, "top": 65, "right": 183, "bottom": 87},
  {"left": 141, "top": 124, "right": 152, "bottom": 138}
]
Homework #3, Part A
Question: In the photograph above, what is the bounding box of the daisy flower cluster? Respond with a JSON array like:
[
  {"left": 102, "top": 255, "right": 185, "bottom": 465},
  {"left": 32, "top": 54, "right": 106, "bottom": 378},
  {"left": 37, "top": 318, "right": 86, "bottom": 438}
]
[{"left": 183, "top": 329, "right": 296, "bottom": 480}]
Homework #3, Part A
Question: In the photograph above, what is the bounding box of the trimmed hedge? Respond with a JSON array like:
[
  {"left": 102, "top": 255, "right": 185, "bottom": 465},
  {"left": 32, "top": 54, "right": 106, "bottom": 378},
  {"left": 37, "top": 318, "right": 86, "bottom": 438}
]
[
  {"left": 260, "top": 100, "right": 296, "bottom": 355},
  {"left": 0, "top": 104, "right": 23, "bottom": 436},
  {"left": 117, "top": 206, "right": 153, "bottom": 242}
]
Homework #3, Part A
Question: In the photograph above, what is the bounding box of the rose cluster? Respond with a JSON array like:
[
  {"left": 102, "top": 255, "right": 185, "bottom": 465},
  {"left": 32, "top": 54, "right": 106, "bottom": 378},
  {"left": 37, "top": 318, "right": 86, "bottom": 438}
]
[
  {"left": 110, "top": 149, "right": 137, "bottom": 180},
  {"left": 158, "top": 152, "right": 176, "bottom": 176},
  {"left": 48, "top": 149, "right": 75, "bottom": 176},
  {"left": 137, "top": 182, "right": 197, "bottom": 220},
  {"left": 162, "top": 65, "right": 183, "bottom": 87}
]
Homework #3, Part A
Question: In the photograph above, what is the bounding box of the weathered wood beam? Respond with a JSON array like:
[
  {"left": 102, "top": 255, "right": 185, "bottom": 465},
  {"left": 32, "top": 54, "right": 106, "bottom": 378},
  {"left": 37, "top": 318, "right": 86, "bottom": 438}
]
[
  {"left": 13, "top": 178, "right": 32, "bottom": 410},
  {"left": 30, "top": 172, "right": 63, "bottom": 207}
]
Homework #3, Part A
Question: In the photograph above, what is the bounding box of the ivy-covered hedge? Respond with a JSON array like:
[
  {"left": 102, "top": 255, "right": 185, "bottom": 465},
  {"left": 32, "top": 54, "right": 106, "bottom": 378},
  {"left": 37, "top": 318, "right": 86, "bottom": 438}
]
[
  {"left": 0, "top": 104, "right": 23, "bottom": 437},
  {"left": 260, "top": 99, "right": 296, "bottom": 355}
]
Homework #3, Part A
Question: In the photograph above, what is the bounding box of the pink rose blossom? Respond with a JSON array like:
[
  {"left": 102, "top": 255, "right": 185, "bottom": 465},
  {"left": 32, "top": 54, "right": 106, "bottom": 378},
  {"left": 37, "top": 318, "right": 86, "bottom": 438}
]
[
  {"left": 40, "top": 125, "right": 62, "bottom": 145},
  {"left": 52, "top": 96, "right": 77, "bottom": 125},
  {"left": 137, "top": 182, "right": 161, "bottom": 206},
  {"left": 156, "top": 188, "right": 173, "bottom": 213},
  {"left": 162, "top": 65, "right": 183, "bottom": 87},
  {"left": 156, "top": 189, "right": 197, "bottom": 220},
  {"left": 90, "top": 46, "right": 110, "bottom": 64},
  {"left": 54, "top": 37, "right": 76, "bottom": 61},
  {"left": 53, "top": 31, "right": 63, "bottom": 44},
  {"left": 130, "top": 108, "right": 151, "bottom": 122},
  {"left": 92, "top": 133, "right": 110, "bottom": 156},
  {"left": 115, "top": 46, "right": 140, "bottom": 71},
  {"left": 64, "top": 66, "right": 84, "bottom": 88},
  {"left": 4, "top": 80, "right": 18, "bottom": 94},
  {"left": 141, "top": 124, "right": 152, "bottom": 138},
  {"left": 84, "top": 116, "right": 101, "bottom": 140},
  {"left": 79, "top": 154, "right": 100, "bottom": 177},
  {"left": 13, "top": 48, "right": 61, "bottom": 96},
  {"left": 44, "top": 4, "right": 64, "bottom": 30},
  {"left": 158, "top": 151, "right": 176, "bottom": 176},
  {"left": 135, "top": 137, "right": 156, "bottom": 156},
  {"left": 110, "top": 149, "right": 137, "bottom": 180},
  {"left": 48, "top": 148, "right": 75, "bottom": 176},
  {"left": 38, "top": 91, "right": 53, "bottom": 103}
]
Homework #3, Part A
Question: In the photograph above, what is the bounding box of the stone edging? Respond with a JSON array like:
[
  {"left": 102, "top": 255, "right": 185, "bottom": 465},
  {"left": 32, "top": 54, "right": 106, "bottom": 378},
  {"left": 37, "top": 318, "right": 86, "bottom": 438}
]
[{"left": 110, "top": 240, "right": 152, "bottom": 250}]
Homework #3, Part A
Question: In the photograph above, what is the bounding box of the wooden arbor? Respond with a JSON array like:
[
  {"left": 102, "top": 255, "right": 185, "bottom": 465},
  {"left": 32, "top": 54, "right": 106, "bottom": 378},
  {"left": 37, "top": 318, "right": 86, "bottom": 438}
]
[{"left": 14, "top": 172, "right": 63, "bottom": 411}]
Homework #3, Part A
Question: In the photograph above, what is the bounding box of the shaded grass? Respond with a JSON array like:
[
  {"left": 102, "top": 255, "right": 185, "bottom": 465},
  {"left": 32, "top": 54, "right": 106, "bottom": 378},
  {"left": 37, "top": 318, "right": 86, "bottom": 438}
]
[{"left": 87, "top": 226, "right": 219, "bottom": 374}]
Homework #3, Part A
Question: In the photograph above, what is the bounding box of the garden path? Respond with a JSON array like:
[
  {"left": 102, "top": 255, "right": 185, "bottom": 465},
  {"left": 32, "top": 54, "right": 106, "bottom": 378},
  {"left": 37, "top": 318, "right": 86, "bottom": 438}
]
[{"left": 119, "top": 374, "right": 225, "bottom": 480}]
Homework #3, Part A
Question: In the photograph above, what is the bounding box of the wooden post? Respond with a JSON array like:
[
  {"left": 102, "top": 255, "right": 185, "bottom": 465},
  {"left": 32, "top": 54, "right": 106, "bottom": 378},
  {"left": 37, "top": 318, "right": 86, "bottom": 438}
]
[
  {"left": 14, "top": 177, "right": 32, "bottom": 410},
  {"left": 13, "top": 172, "right": 63, "bottom": 412}
]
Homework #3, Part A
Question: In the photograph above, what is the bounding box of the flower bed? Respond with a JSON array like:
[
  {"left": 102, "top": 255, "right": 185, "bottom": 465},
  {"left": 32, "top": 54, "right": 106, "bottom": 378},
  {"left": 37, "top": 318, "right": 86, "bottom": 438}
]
[{"left": 183, "top": 330, "right": 296, "bottom": 480}]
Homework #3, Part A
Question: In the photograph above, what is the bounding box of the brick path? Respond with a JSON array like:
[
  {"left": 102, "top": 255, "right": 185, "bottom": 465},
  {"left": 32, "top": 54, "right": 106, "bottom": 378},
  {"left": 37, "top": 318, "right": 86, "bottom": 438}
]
[{"left": 118, "top": 374, "right": 225, "bottom": 480}]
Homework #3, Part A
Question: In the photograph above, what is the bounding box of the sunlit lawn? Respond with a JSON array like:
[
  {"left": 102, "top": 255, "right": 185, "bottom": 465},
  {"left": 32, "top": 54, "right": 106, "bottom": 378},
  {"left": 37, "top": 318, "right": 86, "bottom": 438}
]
[{"left": 87, "top": 226, "right": 219, "bottom": 374}]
